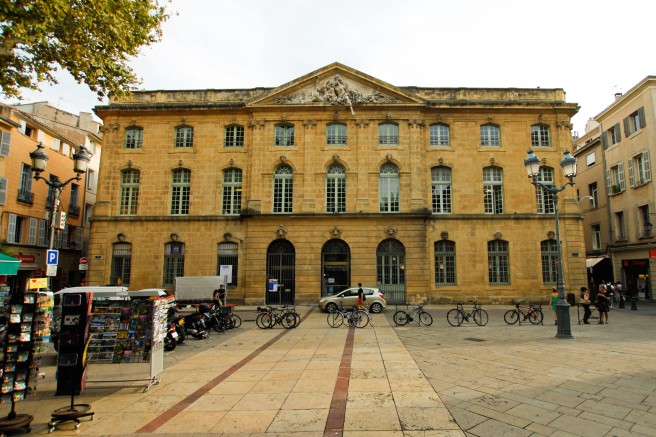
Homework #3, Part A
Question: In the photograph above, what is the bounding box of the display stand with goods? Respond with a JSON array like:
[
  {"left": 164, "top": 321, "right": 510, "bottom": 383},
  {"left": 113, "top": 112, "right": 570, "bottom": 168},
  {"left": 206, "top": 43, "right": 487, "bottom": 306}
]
[{"left": 0, "top": 288, "right": 54, "bottom": 434}]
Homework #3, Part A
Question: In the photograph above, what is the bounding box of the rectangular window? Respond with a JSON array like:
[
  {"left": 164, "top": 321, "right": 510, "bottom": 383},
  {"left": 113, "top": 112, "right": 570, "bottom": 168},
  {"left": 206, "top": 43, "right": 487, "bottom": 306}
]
[
  {"left": 624, "top": 107, "right": 646, "bottom": 137},
  {"left": 605, "top": 123, "right": 621, "bottom": 147},
  {"left": 628, "top": 151, "right": 651, "bottom": 187},
  {"left": 586, "top": 152, "right": 595, "bottom": 167},
  {"left": 0, "top": 130, "right": 10, "bottom": 156},
  {"left": 378, "top": 124, "right": 399, "bottom": 145},
  {"left": 174, "top": 126, "right": 194, "bottom": 148},
  {"left": 62, "top": 142, "right": 70, "bottom": 156},
  {"left": 483, "top": 167, "right": 503, "bottom": 214},
  {"left": 431, "top": 167, "right": 452, "bottom": 214},
  {"left": 615, "top": 211, "right": 626, "bottom": 241},
  {"left": 111, "top": 243, "right": 132, "bottom": 286},
  {"left": 434, "top": 241, "right": 456, "bottom": 285},
  {"left": 87, "top": 169, "right": 96, "bottom": 192},
  {"left": 120, "top": 170, "right": 140, "bottom": 215},
  {"left": 69, "top": 184, "right": 80, "bottom": 215},
  {"left": 27, "top": 217, "right": 37, "bottom": 246},
  {"left": 607, "top": 163, "right": 625, "bottom": 195},
  {"left": 18, "top": 164, "right": 33, "bottom": 204},
  {"left": 125, "top": 128, "right": 143, "bottom": 149},
  {"left": 0, "top": 178, "right": 7, "bottom": 205},
  {"left": 7, "top": 214, "right": 23, "bottom": 244},
  {"left": 217, "top": 243, "right": 238, "bottom": 287},
  {"left": 222, "top": 169, "right": 242, "bottom": 215},
  {"left": 170, "top": 169, "right": 191, "bottom": 215},
  {"left": 640, "top": 205, "right": 651, "bottom": 237},
  {"left": 37, "top": 219, "right": 47, "bottom": 247},
  {"left": 592, "top": 224, "right": 601, "bottom": 250},
  {"left": 536, "top": 168, "right": 555, "bottom": 214},
  {"left": 480, "top": 125, "right": 500, "bottom": 146},
  {"left": 429, "top": 124, "right": 450, "bottom": 146},
  {"left": 326, "top": 124, "right": 347, "bottom": 145},
  {"left": 275, "top": 125, "right": 294, "bottom": 146},
  {"left": 488, "top": 240, "right": 509, "bottom": 285},
  {"left": 51, "top": 138, "right": 61, "bottom": 152},
  {"left": 163, "top": 242, "right": 184, "bottom": 286},
  {"left": 225, "top": 125, "right": 244, "bottom": 147},
  {"left": 531, "top": 125, "right": 550, "bottom": 147},
  {"left": 588, "top": 182, "right": 598, "bottom": 208},
  {"left": 541, "top": 240, "right": 558, "bottom": 284}
]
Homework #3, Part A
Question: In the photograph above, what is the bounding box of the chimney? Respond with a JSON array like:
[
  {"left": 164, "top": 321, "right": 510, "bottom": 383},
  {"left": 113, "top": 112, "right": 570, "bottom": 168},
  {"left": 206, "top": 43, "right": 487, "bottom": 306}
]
[{"left": 614, "top": 92, "right": 623, "bottom": 100}]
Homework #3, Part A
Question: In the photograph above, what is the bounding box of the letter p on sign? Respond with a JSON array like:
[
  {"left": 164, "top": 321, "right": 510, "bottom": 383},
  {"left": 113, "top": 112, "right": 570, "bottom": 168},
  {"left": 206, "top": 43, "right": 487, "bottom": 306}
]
[{"left": 46, "top": 250, "right": 59, "bottom": 265}]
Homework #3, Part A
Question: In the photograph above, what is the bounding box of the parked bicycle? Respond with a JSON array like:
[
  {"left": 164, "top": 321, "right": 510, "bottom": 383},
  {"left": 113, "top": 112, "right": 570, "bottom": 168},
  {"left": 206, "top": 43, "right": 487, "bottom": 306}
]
[
  {"left": 504, "top": 300, "right": 543, "bottom": 325},
  {"left": 255, "top": 305, "right": 299, "bottom": 329},
  {"left": 447, "top": 301, "right": 489, "bottom": 326},
  {"left": 393, "top": 304, "right": 433, "bottom": 326},
  {"left": 209, "top": 305, "right": 243, "bottom": 332},
  {"left": 327, "top": 304, "right": 369, "bottom": 328}
]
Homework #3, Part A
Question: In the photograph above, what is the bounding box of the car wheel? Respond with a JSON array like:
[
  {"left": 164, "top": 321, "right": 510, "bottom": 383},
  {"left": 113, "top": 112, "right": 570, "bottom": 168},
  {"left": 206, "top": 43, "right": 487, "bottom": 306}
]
[
  {"left": 325, "top": 302, "right": 338, "bottom": 313},
  {"left": 369, "top": 302, "right": 383, "bottom": 313}
]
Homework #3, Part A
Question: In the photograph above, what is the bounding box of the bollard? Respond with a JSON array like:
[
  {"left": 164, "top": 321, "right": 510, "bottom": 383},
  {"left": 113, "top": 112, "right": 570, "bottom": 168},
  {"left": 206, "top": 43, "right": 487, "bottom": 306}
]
[{"left": 631, "top": 297, "right": 638, "bottom": 311}]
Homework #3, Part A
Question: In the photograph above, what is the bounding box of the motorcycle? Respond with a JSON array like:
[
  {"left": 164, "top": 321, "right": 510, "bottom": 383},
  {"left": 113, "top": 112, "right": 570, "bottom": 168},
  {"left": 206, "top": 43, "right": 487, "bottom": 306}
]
[
  {"left": 167, "top": 308, "right": 186, "bottom": 345},
  {"left": 183, "top": 306, "right": 209, "bottom": 339},
  {"left": 164, "top": 321, "right": 178, "bottom": 351}
]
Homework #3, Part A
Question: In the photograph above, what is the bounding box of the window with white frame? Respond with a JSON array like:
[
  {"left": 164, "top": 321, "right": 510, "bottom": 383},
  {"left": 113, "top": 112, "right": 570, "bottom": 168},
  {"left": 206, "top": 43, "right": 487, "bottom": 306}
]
[
  {"left": 174, "top": 126, "right": 194, "bottom": 148},
  {"left": 483, "top": 166, "right": 503, "bottom": 214},
  {"left": 586, "top": 152, "right": 595, "bottom": 167},
  {"left": 605, "top": 123, "right": 622, "bottom": 147},
  {"left": 18, "top": 163, "right": 33, "bottom": 203},
  {"left": 222, "top": 168, "right": 242, "bottom": 215},
  {"left": 274, "top": 124, "right": 294, "bottom": 146},
  {"left": 480, "top": 124, "right": 500, "bottom": 146},
  {"left": 429, "top": 123, "right": 450, "bottom": 146},
  {"left": 163, "top": 242, "right": 184, "bottom": 287},
  {"left": 273, "top": 164, "right": 293, "bottom": 213},
  {"left": 51, "top": 138, "right": 61, "bottom": 151},
  {"left": 119, "top": 169, "right": 140, "bottom": 215},
  {"left": 531, "top": 124, "right": 550, "bottom": 147},
  {"left": 379, "top": 163, "right": 400, "bottom": 212},
  {"left": 592, "top": 224, "right": 601, "bottom": 249},
  {"left": 170, "top": 168, "right": 191, "bottom": 215},
  {"left": 326, "top": 123, "right": 347, "bottom": 145},
  {"left": 541, "top": 239, "right": 558, "bottom": 284},
  {"left": 378, "top": 123, "right": 399, "bottom": 145},
  {"left": 535, "top": 167, "right": 555, "bottom": 214},
  {"left": 628, "top": 151, "right": 651, "bottom": 187},
  {"left": 326, "top": 164, "right": 346, "bottom": 213},
  {"left": 87, "top": 169, "right": 96, "bottom": 192},
  {"left": 434, "top": 240, "right": 456, "bottom": 285},
  {"left": 607, "top": 163, "right": 625, "bottom": 195},
  {"left": 589, "top": 182, "right": 598, "bottom": 208},
  {"left": 125, "top": 127, "right": 143, "bottom": 149},
  {"left": 624, "top": 107, "right": 646, "bottom": 137},
  {"left": 431, "top": 166, "right": 451, "bottom": 214},
  {"left": 225, "top": 125, "right": 245, "bottom": 147},
  {"left": 488, "top": 240, "right": 509, "bottom": 285}
]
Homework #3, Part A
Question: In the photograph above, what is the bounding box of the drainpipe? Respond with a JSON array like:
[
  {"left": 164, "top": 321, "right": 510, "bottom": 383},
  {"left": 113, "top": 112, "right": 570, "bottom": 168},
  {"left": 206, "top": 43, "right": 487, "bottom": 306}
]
[{"left": 599, "top": 122, "right": 615, "bottom": 275}]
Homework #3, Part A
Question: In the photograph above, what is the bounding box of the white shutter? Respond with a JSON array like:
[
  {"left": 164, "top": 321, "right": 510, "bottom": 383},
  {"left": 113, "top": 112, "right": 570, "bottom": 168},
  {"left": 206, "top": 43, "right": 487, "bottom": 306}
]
[
  {"left": 38, "top": 219, "right": 47, "bottom": 247},
  {"left": 76, "top": 227, "right": 83, "bottom": 249},
  {"left": 28, "top": 218, "right": 37, "bottom": 245},
  {"left": 628, "top": 159, "right": 635, "bottom": 187},
  {"left": 605, "top": 168, "right": 611, "bottom": 193},
  {"left": 37, "top": 130, "right": 44, "bottom": 141},
  {"left": 7, "top": 213, "right": 17, "bottom": 243},
  {"left": 618, "top": 162, "right": 625, "bottom": 191},
  {"left": 0, "top": 131, "right": 10, "bottom": 156},
  {"left": 0, "top": 178, "right": 7, "bottom": 205}
]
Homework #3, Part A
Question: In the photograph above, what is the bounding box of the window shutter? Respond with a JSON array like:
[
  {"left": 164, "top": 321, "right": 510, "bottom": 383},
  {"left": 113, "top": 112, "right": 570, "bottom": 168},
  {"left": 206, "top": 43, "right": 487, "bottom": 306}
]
[
  {"left": 605, "top": 168, "right": 611, "bottom": 193},
  {"left": 614, "top": 123, "right": 622, "bottom": 142},
  {"left": 638, "top": 107, "right": 647, "bottom": 128},
  {"left": 623, "top": 117, "right": 630, "bottom": 137},
  {"left": 0, "top": 178, "right": 7, "bottom": 205},
  {"left": 76, "top": 227, "right": 83, "bottom": 249},
  {"left": 0, "top": 131, "right": 10, "bottom": 156},
  {"left": 643, "top": 151, "right": 651, "bottom": 181},
  {"left": 618, "top": 162, "right": 625, "bottom": 191},
  {"left": 38, "top": 219, "right": 47, "bottom": 247},
  {"left": 7, "top": 213, "right": 16, "bottom": 243},
  {"left": 628, "top": 159, "right": 635, "bottom": 187},
  {"left": 602, "top": 132, "right": 608, "bottom": 149},
  {"left": 28, "top": 218, "right": 37, "bottom": 245}
]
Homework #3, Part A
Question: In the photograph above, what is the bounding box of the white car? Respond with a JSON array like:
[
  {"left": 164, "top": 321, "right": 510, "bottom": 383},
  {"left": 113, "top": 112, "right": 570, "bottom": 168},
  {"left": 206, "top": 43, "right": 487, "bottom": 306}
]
[{"left": 318, "top": 287, "right": 386, "bottom": 313}]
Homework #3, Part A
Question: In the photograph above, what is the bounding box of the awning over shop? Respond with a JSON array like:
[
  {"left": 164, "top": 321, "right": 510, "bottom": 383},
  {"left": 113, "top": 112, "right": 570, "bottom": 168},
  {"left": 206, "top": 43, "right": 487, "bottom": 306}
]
[
  {"left": 586, "top": 257, "right": 607, "bottom": 269},
  {"left": 0, "top": 253, "right": 20, "bottom": 275}
]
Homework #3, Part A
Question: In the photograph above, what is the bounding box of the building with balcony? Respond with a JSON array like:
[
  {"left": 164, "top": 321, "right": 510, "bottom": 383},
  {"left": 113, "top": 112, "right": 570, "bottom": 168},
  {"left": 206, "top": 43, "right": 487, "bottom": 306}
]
[{"left": 88, "top": 63, "right": 586, "bottom": 304}]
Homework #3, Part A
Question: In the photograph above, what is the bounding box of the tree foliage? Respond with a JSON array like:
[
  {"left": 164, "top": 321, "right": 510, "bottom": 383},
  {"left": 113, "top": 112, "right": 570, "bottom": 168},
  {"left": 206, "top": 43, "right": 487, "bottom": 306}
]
[{"left": 0, "top": 0, "right": 169, "bottom": 99}]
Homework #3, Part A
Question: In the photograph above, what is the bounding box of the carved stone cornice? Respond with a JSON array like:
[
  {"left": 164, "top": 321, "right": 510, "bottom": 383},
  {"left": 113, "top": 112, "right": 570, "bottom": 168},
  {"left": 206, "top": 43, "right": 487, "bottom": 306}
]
[
  {"left": 408, "top": 119, "right": 425, "bottom": 128},
  {"left": 556, "top": 120, "right": 573, "bottom": 130},
  {"left": 248, "top": 118, "right": 265, "bottom": 129},
  {"left": 355, "top": 119, "right": 370, "bottom": 128},
  {"left": 303, "top": 119, "right": 317, "bottom": 128}
]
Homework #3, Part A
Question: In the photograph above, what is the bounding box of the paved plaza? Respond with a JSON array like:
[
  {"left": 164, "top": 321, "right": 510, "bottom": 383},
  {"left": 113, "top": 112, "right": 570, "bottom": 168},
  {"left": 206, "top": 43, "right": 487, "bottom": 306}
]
[{"left": 3, "top": 301, "right": 656, "bottom": 436}]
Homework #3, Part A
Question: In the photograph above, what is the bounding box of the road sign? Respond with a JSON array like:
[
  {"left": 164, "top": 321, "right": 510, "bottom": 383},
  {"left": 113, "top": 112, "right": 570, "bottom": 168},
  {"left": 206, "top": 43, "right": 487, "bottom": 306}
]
[
  {"left": 79, "top": 257, "right": 89, "bottom": 271},
  {"left": 46, "top": 249, "right": 59, "bottom": 265},
  {"left": 56, "top": 211, "right": 67, "bottom": 230},
  {"left": 46, "top": 265, "right": 57, "bottom": 277}
]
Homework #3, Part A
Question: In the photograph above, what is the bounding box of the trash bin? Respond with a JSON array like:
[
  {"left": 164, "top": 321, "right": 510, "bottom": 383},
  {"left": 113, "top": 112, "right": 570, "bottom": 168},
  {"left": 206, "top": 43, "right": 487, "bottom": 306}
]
[{"left": 566, "top": 293, "right": 576, "bottom": 306}]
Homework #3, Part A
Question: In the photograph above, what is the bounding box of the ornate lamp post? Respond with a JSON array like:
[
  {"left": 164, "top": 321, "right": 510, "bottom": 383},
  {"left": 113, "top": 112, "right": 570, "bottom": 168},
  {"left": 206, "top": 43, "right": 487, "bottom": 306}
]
[
  {"left": 524, "top": 148, "right": 577, "bottom": 339},
  {"left": 29, "top": 142, "right": 92, "bottom": 253}
]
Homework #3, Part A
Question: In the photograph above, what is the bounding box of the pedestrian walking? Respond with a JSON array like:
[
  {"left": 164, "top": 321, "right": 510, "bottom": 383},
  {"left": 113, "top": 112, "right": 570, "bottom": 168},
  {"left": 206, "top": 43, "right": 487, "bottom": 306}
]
[
  {"left": 596, "top": 287, "right": 610, "bottom": 324},
  {"left": 357, "top": 283, "right": 366, "bottom": 309},
  {"left": 580, "top": 287, "right": 592, "bottom": 324}
]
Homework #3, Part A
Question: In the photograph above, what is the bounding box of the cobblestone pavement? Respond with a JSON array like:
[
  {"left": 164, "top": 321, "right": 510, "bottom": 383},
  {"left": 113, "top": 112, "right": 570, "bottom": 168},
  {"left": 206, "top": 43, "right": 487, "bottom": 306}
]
[{"left": 1, "top": 302, "right": 655, "bottom": 436}]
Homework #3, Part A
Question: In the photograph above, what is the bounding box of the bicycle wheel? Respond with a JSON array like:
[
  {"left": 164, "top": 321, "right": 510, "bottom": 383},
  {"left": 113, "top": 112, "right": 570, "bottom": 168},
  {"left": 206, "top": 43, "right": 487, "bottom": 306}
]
[
  {"left": 393, "top": 310, "right": 409, "bottom": 326},
  {"left": 281, "top": 312, "right": 296, "bottom": 329},
  {"left": 419, "top": 311, "right": 433, "bottom": 326},
  {"left": 256, "top": 312, "right": 272, "bottom": 329},
  {"left": 529, "top": 310, "right": 543, "bottom": 325},
  {"left": 327, "top": 312, "right": 344, "bottom": 328},
  {"left": 447, "top": 309, "right": 464, "bottom": 326},
  {"left": 293, "top": 311, "right": 301, "bottom": 327},
  {"left": 473, "top": 309, "right": 489, "bottom": 326},
  {"left": 231, "top": 314, "right": 242, "bottom": 328},
  {"left": 352, "top": 310, "right": 369, "bottom": 328},
  {"left": 504, "top": 310, "right": 519, "bottom": 325},
  {"left": 212, "top": 316, "right": 227, "bottom": 332}
]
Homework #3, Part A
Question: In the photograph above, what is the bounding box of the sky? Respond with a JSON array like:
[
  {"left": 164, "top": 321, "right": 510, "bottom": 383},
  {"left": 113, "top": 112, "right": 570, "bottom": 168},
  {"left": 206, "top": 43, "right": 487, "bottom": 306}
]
[{"left": 3, "top": 0, "right": 656, "bottom": 136}]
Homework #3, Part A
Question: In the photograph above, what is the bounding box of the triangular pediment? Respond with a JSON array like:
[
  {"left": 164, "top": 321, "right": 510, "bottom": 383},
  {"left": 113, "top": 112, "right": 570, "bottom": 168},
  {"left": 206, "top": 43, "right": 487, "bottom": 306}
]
[{"left": 247, "top": 62, "right": 424, "bottom": 110}]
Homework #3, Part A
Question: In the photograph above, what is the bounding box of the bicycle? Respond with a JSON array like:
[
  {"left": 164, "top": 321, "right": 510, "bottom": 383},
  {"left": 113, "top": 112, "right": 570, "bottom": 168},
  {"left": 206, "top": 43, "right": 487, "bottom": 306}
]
[
  {"left": 504, "top": 300, "right": 543, "bottom": 325},
  {"left": 327, "top": 304, "right": 369, "bottom": 328},
  {"left": 256, "top": 305, "right": 298, "bottom": 329},
  {"left": 446, "top": 301, "right": 489, "bottom": 326},
  {"left": 393, "top": 304, "right": 433, "bottom": 326}
]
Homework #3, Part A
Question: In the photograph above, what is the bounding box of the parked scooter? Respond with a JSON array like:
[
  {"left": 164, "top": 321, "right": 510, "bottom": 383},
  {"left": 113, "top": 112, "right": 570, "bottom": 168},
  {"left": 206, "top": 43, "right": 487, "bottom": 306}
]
[
  {"left": 167, "top": 308, "right": 186, "bottom": 345},
  {"left": 164, "top": 321, "right": 178, "bottom": 351},
  {"left": 183, "top": 306, "right": 209, "bottom": 339}
]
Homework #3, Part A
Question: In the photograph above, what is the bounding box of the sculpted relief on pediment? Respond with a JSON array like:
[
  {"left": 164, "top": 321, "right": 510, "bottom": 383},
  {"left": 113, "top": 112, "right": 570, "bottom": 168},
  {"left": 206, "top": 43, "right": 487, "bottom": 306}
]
[{"left": 273, "top": 74, "right": 403, "bottom": 114}]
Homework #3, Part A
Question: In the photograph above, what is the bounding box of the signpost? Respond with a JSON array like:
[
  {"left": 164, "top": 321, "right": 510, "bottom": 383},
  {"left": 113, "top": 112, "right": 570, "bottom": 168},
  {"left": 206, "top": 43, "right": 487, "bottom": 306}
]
[
  {"left": 79, "top": 257, "right": 89, "bottom": 271},
  {"left": 46, "top": 250, "right": 59, "bottom": 265}
]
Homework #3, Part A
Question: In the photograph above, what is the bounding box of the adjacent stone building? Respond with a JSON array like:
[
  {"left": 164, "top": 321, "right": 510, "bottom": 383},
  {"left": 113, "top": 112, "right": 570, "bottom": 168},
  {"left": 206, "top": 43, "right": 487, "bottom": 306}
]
[{"left": 89, "top": 63, "right": 586, "bottom": 304}]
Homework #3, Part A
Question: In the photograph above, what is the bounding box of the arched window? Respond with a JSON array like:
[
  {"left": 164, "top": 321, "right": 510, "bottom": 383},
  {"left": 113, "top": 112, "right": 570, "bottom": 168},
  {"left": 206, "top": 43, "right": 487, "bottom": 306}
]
[
  {"left": 326, "top": 123, "right": 347, "bottom": 145},
  {"left": 222, "top": 168, "right": 242, "bottom": 215},
  {"left": 429, "top": 123, "right": 450, "bottom": 146},
  {"left": 378, "top": 123, "right": 399, "bottom": 145},
  {"left": 531, "top": 124, "right": 550, "bottom": 147},
  {"left": 483, "top": 166, "right": 503, "bottom": 214},
  {"left": 535, "top": 167, "right": 555, "bottom": 214},
  {"left": 326, "top": 164, "right": 346, "bottom": 213},
  {"left": 275, "top": 124, "right": 294, "bottom": 146},
  {"left": 480, "top": 124, "right": 500, "bottom": 146},
  {"left": 379, "top": 163, "right": 399, "bottom": 212},
  {"left": 431, "top": 166, "right": 451, "bottom": 214},
  {"left": 488, "top": 240, "right": 509, "bottom": 285},
  {"left": 434, "top": 240, "right": 456, "bottom": 285},
  {"left": 119, "top": 169, "right": 140, "bottom": 215},
  {"left": 171, "top": 168, "right": 191, "bottom": 215},
  {"left": 273, "top": 164, "right": 293, "bottom": 213},
  {"left": 125, "top": 126, "right": 143, "bottom": 149},
  {"left": 174, "top": 125, "right": 194, "bottom": 148}
]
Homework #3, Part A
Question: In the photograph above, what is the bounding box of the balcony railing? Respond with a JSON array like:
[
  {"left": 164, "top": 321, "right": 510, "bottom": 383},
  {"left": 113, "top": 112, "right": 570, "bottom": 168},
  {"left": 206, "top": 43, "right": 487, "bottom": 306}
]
[
  {"left": 68, "top": 204, "right": 80, "bottom": 216},
  {"left": 46, "top": 193, "right": 55, "bottom": 210},
  {"left": 17, "top": 189, "right": 34, "bottom": 205}
]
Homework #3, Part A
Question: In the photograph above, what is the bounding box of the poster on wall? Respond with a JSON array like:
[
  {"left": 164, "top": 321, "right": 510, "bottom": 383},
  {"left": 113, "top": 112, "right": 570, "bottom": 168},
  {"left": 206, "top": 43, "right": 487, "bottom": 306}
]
[{"left": 219, "top": 265, "right": 232, "bottom": 283}]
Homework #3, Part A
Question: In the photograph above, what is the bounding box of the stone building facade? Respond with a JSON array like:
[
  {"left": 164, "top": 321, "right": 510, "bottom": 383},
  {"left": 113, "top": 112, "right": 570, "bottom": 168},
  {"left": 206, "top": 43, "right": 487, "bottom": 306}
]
[{"left": 88, "top": 63, "right": 586, "bottom": 304}]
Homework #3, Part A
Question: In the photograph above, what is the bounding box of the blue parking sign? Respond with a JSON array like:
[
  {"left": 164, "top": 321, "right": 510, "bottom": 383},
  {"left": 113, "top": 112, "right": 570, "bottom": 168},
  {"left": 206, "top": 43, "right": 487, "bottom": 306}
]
[{"left": 46, "top": 249, "right": 59, "bottom": 265}]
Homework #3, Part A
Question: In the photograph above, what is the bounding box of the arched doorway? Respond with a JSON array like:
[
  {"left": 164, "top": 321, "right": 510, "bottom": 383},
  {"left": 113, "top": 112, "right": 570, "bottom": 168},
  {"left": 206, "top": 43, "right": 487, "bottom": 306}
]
[
  {"left": 376, "top": 238, "right": 406, "bottom": 304},
  {"left": 266, "top": 239, "right": 295, "bottom": 304},
  {"left": 321, "top": 239, "right": 350, "bottom": 296}
]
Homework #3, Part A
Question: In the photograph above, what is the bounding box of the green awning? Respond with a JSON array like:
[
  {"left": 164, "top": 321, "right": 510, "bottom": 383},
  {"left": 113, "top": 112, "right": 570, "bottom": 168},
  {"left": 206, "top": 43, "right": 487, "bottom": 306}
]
[{"left": 0, "top": 253, "right": 20, "bottom": 275}]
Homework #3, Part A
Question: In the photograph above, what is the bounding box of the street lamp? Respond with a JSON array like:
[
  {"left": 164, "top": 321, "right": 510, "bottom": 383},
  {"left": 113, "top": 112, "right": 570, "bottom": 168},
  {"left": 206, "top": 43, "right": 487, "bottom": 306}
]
[
  {"left": 524, "top": 148, "right": 577, "bottom": 339},
  {"left": 29, "top": 142, "right": 91, "bottom": 255}
]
